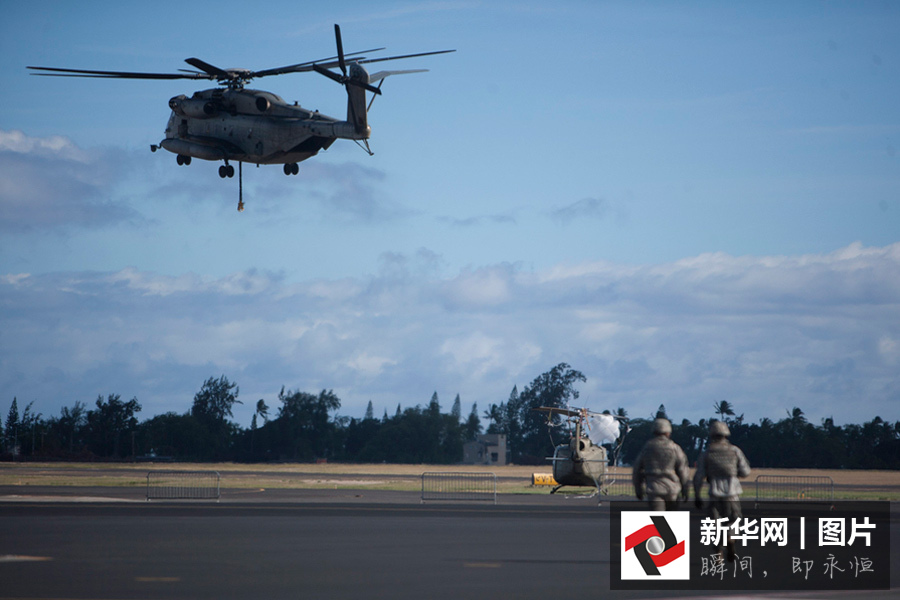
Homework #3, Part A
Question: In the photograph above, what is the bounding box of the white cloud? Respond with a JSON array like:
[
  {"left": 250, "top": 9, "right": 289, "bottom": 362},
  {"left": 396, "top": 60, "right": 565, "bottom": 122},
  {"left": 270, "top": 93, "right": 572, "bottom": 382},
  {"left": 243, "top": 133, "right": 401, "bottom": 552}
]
[
  {"left": 1, "top": 242, "right": 899, "bottom": 427},
  {"left": 255, "top": 161, "right": 412, "bottom": 223},
  {"left": 104, "top": 267, "right": 283, "bottom": 297},
  {"left": 0, "top": 130, "right": 91, "bottom": 162},
  {"left": 1, "top": 273, "right": 30, "bottom": 286},
  {"left": 878, "top": 336, "right": 899, "bottom": 365},
  {"left": 347, "top": 352, "right": 398, "bottom": 377},
  {"left": 0, "top": 130, "right": 142, "bottom": 231},
  {"left": 0, "top": 126, "right": 412, "bottom": 229},
  {"left": 440, "top": 331, "right": 541, "bottom": 379},
  {"left": 441, "top": 264, "right": 515, "bottom": 308}
]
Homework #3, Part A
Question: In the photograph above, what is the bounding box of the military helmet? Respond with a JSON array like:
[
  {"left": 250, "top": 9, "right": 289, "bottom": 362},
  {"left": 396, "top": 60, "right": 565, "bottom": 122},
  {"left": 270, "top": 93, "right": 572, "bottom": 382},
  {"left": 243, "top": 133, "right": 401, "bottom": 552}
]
[
  {"left": 653, "top": 418, "right": 672, "bottom": 435},
  {"left": 709, "top": 420, "right": 730, "bottom": 437}
]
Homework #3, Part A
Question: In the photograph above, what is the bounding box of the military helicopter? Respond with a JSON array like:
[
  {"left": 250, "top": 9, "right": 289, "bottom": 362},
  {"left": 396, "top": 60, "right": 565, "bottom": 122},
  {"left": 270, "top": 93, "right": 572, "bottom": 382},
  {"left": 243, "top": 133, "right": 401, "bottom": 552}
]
[
  {"left": 534, "top": 406, "right": 626, "bottom": 497},
  {"left": 28, "top": 25, "right": 454, "bottom": 211}
]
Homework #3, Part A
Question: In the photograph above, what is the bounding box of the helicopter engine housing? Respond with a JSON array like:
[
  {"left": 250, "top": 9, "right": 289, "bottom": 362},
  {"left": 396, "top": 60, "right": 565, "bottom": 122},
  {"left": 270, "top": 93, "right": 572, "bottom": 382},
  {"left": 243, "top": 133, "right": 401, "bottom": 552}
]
[{"left": 168, "top": 95, "right": 217, "bottom": 119}]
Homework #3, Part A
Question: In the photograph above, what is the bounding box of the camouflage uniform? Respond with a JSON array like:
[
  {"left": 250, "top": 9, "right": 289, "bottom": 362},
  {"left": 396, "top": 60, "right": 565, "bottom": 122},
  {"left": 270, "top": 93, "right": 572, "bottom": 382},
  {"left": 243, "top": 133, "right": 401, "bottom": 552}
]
[
  {"left": 693, "top": 421, "right": 751, "bottom": 560},
  {"left": 632, "top": 419, "right": 690, "bottom": 511}
]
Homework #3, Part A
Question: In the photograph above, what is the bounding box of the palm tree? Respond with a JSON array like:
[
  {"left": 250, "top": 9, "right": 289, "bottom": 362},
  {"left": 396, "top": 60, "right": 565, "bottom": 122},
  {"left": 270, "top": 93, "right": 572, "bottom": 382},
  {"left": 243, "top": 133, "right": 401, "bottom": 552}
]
[
  {"left": 714, "top": 400, "right": 735, "bottom": 422},
  {"left": 788, "top": 406, "right": 807, "bottom": 427},
  {"left": 255, "top": 399, "right": 270, "bottom": 424},
  {"left": 482, "top": 404, "right": 498, "bottom": 428}
]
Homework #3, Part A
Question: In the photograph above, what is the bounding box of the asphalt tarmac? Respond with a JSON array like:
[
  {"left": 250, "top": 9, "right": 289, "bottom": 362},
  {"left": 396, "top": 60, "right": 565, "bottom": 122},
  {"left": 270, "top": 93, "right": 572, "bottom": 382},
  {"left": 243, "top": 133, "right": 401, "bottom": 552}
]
[{"left": 1, "top": 487, "right": 898, "bottom": 600}]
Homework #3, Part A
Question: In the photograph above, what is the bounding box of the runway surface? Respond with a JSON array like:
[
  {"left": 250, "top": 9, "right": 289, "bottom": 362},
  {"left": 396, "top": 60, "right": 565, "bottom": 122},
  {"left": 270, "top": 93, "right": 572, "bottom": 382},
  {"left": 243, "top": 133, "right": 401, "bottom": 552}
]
[{"left": 1, "top": 488, "right": 898, "bottom": 600}]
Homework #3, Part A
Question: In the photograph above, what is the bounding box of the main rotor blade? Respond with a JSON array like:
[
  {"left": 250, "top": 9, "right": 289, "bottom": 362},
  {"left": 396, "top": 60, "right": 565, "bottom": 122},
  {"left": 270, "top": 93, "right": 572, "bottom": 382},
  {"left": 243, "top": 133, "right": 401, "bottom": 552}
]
[
  {"left": 346, "top": 78, "right": 382, "bottom": 96},
  {"left": 249, "top": 48, "right": 384, "bottom": 78},
  {"left": 184, "top": 58, "right": 232, "bottom": 80},
  {"left": 356, "top": 49, "right": 456, "bottom": 66},
  {"left": 368, "top": 69, "right": 428, "bottom": 84},
  {"left": 533, "top": 406, "right": 585, "bottom": 418},
  {"left": 312, "top": 64, "right": 345, "bottom": 84},
  {"left": 335, "top": 24, "right": 346, "bottom": 76},
  {"left": 27, "top": 66, "right": 210, "bottom": 80},
  {"left": 313, "top": 64, "right": 382, "bottom": 96},
  {"left": 254, "top": 48, "right": 454, "bottom": 81}
]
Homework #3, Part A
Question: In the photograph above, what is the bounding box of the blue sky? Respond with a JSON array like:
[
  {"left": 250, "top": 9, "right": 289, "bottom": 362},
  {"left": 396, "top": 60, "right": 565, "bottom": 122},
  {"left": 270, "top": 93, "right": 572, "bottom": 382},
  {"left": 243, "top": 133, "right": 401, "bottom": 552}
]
[{"left": 1, "top": 1, "right": 898, "bottom": 430}]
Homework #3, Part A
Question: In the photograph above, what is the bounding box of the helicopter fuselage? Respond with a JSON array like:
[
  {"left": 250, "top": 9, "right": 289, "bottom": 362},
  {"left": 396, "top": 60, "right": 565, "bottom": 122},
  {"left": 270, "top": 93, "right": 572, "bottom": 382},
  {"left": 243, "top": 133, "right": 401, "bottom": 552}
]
[
  {"left": 551, "top": 435, "right": 608, "bottom": 489},
  {"left": 158, "top": 87, "right": 369, "bottom": 166}
]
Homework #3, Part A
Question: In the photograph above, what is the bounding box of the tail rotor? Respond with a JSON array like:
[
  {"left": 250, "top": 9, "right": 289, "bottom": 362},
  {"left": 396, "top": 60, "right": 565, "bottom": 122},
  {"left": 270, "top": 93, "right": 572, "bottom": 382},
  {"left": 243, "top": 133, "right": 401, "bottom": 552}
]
[{"left": 313, "top": 25, "right": 384, "bottom": 135}]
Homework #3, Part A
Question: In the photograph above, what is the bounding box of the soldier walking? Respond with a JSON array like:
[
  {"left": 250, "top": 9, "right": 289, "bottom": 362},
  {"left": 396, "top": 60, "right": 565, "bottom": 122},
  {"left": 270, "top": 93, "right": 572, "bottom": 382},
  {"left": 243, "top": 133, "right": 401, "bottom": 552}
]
[
  {"left": 632, "top": 418, "right": 690, "bottom": 510},
  {"left": 693, "top": 420, "right": 751, "bottom": 561}
]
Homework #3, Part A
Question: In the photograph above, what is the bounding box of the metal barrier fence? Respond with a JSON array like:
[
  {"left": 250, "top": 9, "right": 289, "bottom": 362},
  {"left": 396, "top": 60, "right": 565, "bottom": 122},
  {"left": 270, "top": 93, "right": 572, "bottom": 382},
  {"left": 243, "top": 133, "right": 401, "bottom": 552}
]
[
  {"left": 421, "top": 472, "right": 497, "bottom": 504},
  {"left": 755, "top": 474, "right": 834, "bottom": 503},
  {"left": 600, "top": 469, "right": 634, "bottom": 497},
  {"left": 147, "top": 470, "right": 221, "bottom": 501}
]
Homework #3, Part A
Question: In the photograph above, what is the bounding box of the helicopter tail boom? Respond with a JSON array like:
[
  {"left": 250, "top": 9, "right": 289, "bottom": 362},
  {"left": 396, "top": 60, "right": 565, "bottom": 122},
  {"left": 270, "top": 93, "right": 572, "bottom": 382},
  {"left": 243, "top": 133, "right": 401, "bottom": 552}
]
[{"left": 346, "top": 63, "right": 370, "bottom": 136}]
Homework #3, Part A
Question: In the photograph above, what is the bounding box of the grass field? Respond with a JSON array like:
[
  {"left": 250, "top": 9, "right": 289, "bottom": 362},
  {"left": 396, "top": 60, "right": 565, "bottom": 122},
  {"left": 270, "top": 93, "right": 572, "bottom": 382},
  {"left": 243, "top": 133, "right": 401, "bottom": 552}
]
[{"left": 2, "top": 462, "right": 900, "bottom": 499}]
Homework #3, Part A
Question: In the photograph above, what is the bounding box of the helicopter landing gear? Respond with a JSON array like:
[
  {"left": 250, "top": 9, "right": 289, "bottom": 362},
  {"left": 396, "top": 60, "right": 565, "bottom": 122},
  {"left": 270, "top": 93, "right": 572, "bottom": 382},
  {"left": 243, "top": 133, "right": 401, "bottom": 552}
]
[
  {"left": 218, "top": 163, "right": 235, "bottom": 178},
  {"left": 176, "top": 154, "right": 191, "bottom": 166},
  {"left": 283, "top": 162, "right": 299, "bottom": 176}
]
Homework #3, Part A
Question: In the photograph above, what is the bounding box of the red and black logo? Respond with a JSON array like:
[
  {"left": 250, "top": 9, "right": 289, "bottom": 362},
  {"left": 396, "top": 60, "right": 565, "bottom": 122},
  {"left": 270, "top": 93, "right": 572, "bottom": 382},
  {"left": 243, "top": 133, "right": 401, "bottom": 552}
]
[{"left": 624, "top": 515, "right": 686, "bottom": 576}]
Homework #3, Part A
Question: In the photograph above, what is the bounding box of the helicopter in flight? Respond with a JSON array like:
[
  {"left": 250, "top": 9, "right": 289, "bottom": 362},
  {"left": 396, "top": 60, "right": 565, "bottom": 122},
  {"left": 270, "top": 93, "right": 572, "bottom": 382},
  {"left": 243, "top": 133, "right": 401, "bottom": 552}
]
[
  {"left": 29, "top": 25, "right": 454, "bottom": 211},
  {"left": 534, "top": 405, "right": 627, "bottom": 499}
]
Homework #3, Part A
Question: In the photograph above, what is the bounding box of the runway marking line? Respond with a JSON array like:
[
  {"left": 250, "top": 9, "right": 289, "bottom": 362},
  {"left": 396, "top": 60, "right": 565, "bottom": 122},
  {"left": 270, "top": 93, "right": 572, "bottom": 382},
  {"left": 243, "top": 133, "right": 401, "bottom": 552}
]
[{"left": 464, "top": 562, "right": 502, "bottom": 568}]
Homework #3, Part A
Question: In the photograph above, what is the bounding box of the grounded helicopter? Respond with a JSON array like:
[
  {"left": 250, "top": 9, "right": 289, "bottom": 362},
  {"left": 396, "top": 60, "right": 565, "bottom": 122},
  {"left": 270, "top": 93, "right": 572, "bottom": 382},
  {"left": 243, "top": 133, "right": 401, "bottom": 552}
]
[
  {"left": 29, "top": 25, "right": 454, "bottom": 211},
  {"left": 534, "top": 406, "right": 627, "bottom": 497}
]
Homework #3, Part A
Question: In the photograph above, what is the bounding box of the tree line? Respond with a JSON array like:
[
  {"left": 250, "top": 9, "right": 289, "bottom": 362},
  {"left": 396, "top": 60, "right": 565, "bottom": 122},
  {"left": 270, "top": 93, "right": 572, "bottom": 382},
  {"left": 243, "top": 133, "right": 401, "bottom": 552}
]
[
  {"left": 1, "top": 375, "right": 484, "bottom": 463},
  {"left": 3, "top": 366, "right": 899, "bottom": 469},
  {"left": 614, "top": 401, "right": 900, "bottom": 470}
]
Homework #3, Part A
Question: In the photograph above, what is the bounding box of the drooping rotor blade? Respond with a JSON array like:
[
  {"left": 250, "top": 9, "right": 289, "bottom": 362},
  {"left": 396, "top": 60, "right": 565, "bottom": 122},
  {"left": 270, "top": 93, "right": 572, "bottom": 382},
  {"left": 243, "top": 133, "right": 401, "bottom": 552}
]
[
  {"left": 533, "top": 406, "right": 585, "bottom": 418},
  {"left": 27, "top": 65, "right": 210, "bottom": 80},
  {"left": 184, "top": 58, "right": 232, "bottom": 80}
]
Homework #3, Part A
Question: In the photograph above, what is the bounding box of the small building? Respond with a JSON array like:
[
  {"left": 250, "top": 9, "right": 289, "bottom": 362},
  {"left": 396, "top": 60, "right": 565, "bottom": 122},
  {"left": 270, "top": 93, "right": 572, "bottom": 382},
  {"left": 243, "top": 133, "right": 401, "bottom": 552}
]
[{"left": 463, "top": 434, "right": 507, "bottom": 466}]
